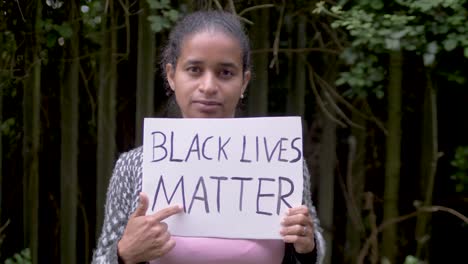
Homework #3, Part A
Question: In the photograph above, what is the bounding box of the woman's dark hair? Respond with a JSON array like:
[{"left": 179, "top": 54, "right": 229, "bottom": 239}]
[{"left": 160, "top": 10, "right": 251, "bottom": 94}]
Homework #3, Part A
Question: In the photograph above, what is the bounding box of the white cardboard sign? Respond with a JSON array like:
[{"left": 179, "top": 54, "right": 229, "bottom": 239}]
[{"left": 142, "top": 117, "right": 303, "bottom": 239}]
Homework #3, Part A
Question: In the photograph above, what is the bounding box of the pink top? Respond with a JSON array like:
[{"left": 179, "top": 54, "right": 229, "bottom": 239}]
[{"left": 150, "top": 236, "right": 285, "bottom": 264}]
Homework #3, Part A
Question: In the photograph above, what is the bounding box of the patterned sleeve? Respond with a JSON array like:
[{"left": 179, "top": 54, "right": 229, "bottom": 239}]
[
  {"left": 91, "top": 150, "right": 139, "bottom": 264},
  {"left": 302, "top": 160, "right": 325, "bottom": 264}
]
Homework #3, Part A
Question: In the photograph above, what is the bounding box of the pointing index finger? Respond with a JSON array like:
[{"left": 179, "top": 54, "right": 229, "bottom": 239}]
[{"left": 152, "top": 205, "right": 183, "bottom": 222}]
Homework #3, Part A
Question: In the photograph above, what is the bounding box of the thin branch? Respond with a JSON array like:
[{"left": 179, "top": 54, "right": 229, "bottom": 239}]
[
  {"left": 79, "top": 65, "right": 96, "bottom": 127},
  {"left": 238, "top": 16, "right": 254, "bottom": 25},
  {"left": 346, "top": 135, "right": 366, "bottom": 232},
  {"left": 314, "top": 72, "right": 389, "bottom": 135},
  {"left": 252, "top": 47, "right": 340, "bottom": 55},
  {"left": 363, "top": 100, "right": 388, "bottom": 135},
  {"left": 320, "top": 22, "right": 344, "bottom": 51},
  {"left": 309, "top": 63, "right": 363, "bottom": 129},
  {"left": 363, "top": 192, "right": 379, "bottom": 264},
  {"left": 358, "top": 205, "right": 468, "bottom": 264},
  {"left": 310, "top": 20, "right": 326, "bottom": 48},
  {"left": 0, "top": 219, "right": 10, "bottom": 234},
  {"left": 228, "top": 0, "right": 236, "bottom": 14},
  {"left": 421, "top": 205, "right": 468, "bottom": 223},
  {"left": 104, "top": 0, "right": 110, "bottom": 14},
  {"left": 0, "top": 219, "right": 10, "bottom": 246},
  {"left": 315, "top": 72, "right": 367, "bottom": 118},
  {"left": 78, "top": 194, "right": 90, "bottom": 264},
  {"left": 116, "top": 0, "right": 131, "bottom": 55},
  {"left": 315, "top": 5, "right": 342, "bottom": 20},
  {"left": 212, "top": 0, "right": 223, "bottom": 11},
  {"left": 15, "top": 0, "right": 25, "bottom": 22},
  {"left": 269, "top": 1, "right": 285, "bottom": 73},
  {"left": 309, "top": 31, "right": 324, "bottom": 47},
  {"left": 307, "top": 64, "right": 347, "bottom": 128},
  {"left": 323, "top": 89, "right": 366, "bottom": 130},
  {"left": 337, "top": 153, "right": 365, "bottom": 233},
  {"left": 238, "top": 4, "right": 275, "bottom": 16},
  {"left": 314, "top": 72, "right": 366, "bottom": 129}
]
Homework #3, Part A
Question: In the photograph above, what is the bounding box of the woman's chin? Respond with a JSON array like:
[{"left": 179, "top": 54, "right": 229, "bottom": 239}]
[{"left": 182, "top": 111, "right": 233, "bottom": 119}]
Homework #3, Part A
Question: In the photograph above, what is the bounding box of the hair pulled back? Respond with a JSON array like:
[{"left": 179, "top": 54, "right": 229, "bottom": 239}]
[{"left": 161, "top": 10, "right": 251, "bottom": 92}]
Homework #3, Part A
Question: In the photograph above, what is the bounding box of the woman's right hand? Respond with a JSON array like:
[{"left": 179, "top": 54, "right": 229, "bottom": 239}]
[{"left": 117, "top": 192, "right": 183, "bottom": 264}]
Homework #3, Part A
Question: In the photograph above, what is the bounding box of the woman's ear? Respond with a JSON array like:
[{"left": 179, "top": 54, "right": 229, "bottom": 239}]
[
  {"left": 241, "top": 70, "right": 251, "bottom": 96},
  {"left": 165, "top": 64, "right": 176, "bottom": 91}
]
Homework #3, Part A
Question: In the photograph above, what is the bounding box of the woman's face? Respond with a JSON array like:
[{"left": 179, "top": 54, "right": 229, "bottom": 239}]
[{"left": 166, "top": 31, "right": 250, "bottom": 118}]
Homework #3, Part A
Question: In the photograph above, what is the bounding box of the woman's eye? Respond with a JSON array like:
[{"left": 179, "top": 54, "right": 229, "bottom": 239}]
[
  {"left": 219, "top": 69, "right": 233, "bottom": 78},
  {"left": 187, "top": 66, "right": 201, "bottom": 74}
]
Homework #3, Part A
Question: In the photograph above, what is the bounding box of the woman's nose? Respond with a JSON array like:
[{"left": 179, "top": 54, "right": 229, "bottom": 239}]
[{"left": 198, "top": 72, "right": 218, "bottom": 95}]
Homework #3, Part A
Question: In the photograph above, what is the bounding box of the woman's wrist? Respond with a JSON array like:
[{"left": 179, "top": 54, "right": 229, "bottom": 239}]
[
  {"left": 117, "top": 239, "right": 134, "bottom": 264},
  {"left": 294, "top": 237, "right": 317, "bottom": 263}
]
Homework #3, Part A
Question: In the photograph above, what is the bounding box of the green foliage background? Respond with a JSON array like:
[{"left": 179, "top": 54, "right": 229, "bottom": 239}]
[{"left": 0, "top": 0, "right": 467, "bottom": 263}]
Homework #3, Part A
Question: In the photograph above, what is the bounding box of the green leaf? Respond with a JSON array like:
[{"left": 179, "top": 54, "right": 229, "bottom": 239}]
[
  {"left": 403, "top": 255, "right": 420, "bottom": 264},
  {"left": 55, "top": 23, "right": 73, "bottom": 39},
  {"left": 370, "top": 0, "right": 384, "bottom": 10},
  {"left": 21, "top": 248, "right": 31, "bottom": 260},
  {"left": 423, "top": 53, "right": 435, "bottom": 66},
  {"left": 148, "top": 15, "right": 166, "bottom": 32},
  {"left": 335, "top": 77, "right": 346, "bottom": 86},
  {"left": 46, "top": 34, "right": 57, "bottom": 48},
  {"left": 426, "top": 41, "right": 438, "bottom": 54},
  {"left": 385, "top": 38, "right": 400, "bottom": 51},
  {"left": 375, "top": 86, "right": 384, "bottom": 99},
  {"left": 162, "top": 19, "right": 171, "bottom": 29},
  {"left": 443, "top": 38, "right": 457, "bottom": 51},
  {"left": 151, "top": 23, "right": 163, "bottom": 33},
  {"left": 437, "top": 25, "right": 449, "bottom": 34},
  {"left": 147, "top": 0, "right": 163, "bottom": 9},
  {"left": 41, "top": 19, "right": 54, "bottom": 31},
  {"left": 14, "top": 253, "right": 23, "bottom": 262},
  {"left": 166, "top": 9, "right": 179, "bottom": 22},
  {"left": 390, "top": 28, "right": 409, "bottom": 40}
]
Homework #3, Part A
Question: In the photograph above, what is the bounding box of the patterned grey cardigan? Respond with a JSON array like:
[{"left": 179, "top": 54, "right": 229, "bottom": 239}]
[{"left": 92, "top": 147, "right": 325, "bottom": 264}]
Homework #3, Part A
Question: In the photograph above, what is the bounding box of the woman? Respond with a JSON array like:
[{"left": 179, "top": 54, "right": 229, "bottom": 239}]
[{"left": 92, "top": 10, "right": 325, "bottom": 264}]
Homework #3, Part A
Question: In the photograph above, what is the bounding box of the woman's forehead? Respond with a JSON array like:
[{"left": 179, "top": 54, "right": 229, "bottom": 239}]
[
  {"left": 181, "top": 29, "right": 241, "bottom": 48},
  {"left": 178, "top": 31, "right": 243, "bottom": 64}
]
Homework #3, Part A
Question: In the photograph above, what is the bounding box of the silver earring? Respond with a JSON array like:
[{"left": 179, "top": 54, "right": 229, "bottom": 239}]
[{"left": 240, "top": 94, "right": 244, "bottom": 99}]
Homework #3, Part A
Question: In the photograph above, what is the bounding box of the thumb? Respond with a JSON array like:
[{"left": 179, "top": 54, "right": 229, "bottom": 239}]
[{"left": 131, "top": 192, "right": 149, "bottom": 218}]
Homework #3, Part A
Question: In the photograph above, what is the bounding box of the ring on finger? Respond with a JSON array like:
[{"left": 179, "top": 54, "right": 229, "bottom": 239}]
[{"left": 301, "top": 226, "right": 307, "bottom": 236}]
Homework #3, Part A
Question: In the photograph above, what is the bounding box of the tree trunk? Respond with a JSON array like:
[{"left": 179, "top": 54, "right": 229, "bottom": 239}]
[
  {"left": 318, "top": 107, "right": 336, "bottom": 264},
  {"left": 344, "top": 100, "right": 366, "bottom": 263},
  {"left": 96, "top": 0, "right": 117, "bottom": 238},
  {"left": 318, "top": 58, "right": 338, "bottom": 264},
  {"left": 414, "top": 69, "right": 438, "bottom": 261},
  {"left": 0, "top": 57, "right": 3, "bottom": 221},
  {"left": 287, "top": 15, "right": 306, "bottom": 118},
  {"left": 284, "top": 14, "right": 293, "bottom": 115},
  {"left": 135, "top": 0, "right": 155, "bottom": 146},
  {"left": 23, "top": 2, "right": 42, "bottom": 263},
  {"left": 382, "top": 51, "right": 403, "bottom": 263},
  {"left": 248, "top": 1, "right": 269, "bottom": 116},
  {"left": 60, "top": 2, "right": 79, "bottom": 263}
]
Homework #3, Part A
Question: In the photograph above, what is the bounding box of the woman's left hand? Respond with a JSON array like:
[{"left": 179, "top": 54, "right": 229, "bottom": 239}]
[{"left": 280, "top": 205, "right": 315, "bottom": 254}]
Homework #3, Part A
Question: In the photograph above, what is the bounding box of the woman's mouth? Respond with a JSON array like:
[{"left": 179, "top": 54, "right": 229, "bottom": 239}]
[{"left": 192, "top": 100, "right": 222, "bottom": 113}]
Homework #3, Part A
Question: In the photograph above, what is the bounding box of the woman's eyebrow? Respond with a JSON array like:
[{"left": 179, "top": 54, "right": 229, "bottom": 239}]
[
  {"left": 218, "top": 62, "right": 239, "bottom": 69},
  {"left": 184, "top": 59, "right": 203, "bottom": 65},
  {"left": 182, "top": 59, "right": 239, "bottom": 69}
]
